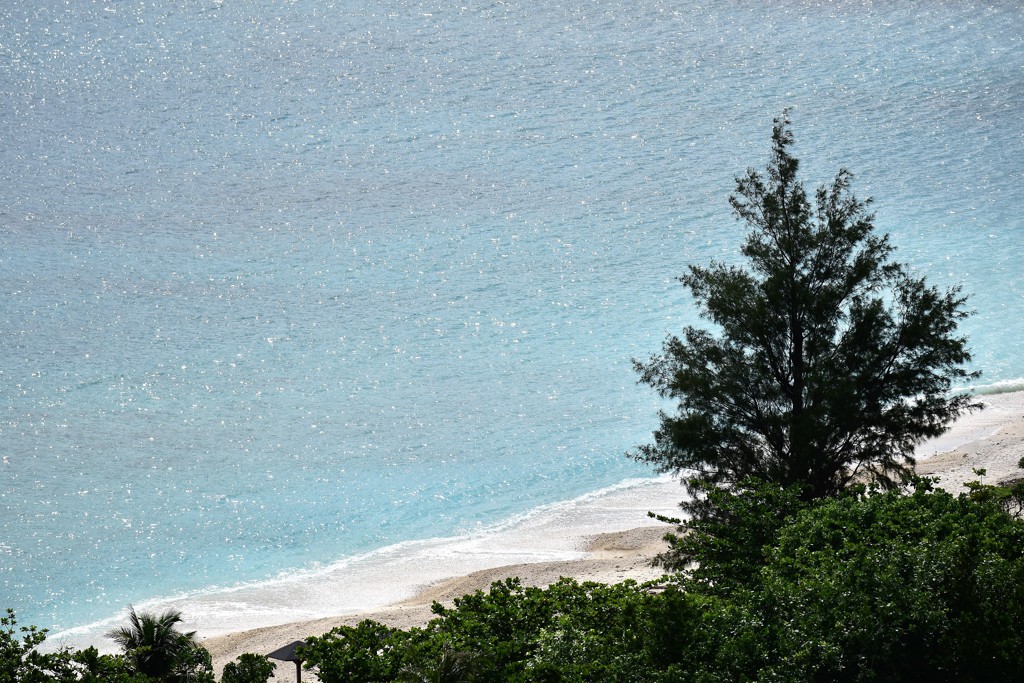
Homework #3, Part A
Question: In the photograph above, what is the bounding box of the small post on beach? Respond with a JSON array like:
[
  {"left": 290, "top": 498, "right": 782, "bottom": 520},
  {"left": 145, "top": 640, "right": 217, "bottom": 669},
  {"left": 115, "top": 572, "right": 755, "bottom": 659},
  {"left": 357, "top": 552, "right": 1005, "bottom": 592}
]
[{"left": 267, "top": 640, "right": 306, "bottom": 683}]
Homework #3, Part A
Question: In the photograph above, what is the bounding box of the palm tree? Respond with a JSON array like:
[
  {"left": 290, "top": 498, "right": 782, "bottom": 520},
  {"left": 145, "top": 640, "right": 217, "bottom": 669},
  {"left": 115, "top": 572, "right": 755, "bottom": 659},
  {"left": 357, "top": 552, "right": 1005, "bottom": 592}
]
[{"left": 106, "top": 606, "right": 199, "bottom": 681}]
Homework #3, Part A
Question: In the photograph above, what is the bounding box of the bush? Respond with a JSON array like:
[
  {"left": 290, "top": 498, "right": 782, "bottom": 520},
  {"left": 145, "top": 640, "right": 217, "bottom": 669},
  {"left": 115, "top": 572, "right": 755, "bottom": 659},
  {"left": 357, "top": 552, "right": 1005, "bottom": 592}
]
[
  {"left": 720, "top": 481, "right": 1024, "bottom": 681},
  {"left": 654, "top": 477, "right": 808, "bottom": 583},
  {"left": 1, "top": 610, "right": 150, "bottom": 683},
  {"left": 302, "top": 620, "right": 408, "bottom": 683},
  {"left": 221, "top": 653, "right": 275, "bottom": 683},
  {"left": 301, "top": 579, "right": 689, "bottom": 683}
]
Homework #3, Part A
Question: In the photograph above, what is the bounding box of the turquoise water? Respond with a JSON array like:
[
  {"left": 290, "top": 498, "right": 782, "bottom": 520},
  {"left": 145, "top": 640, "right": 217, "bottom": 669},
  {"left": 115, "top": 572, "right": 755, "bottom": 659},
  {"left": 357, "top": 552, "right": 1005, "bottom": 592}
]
[{"left": 1, "top": 0, "right": 1022, "bottom": 634}]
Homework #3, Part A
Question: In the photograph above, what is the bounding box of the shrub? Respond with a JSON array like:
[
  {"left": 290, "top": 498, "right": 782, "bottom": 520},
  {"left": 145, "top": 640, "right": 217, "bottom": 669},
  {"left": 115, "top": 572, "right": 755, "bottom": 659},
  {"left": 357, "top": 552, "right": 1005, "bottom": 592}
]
[{"left": 221, "top": 653, "right": 275, "bottom": 683}]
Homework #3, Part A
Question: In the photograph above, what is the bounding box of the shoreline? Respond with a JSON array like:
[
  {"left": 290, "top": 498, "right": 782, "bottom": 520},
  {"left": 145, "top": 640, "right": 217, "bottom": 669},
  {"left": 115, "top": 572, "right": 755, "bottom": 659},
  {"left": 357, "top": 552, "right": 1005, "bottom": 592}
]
[
  {"left": 198, "top": 391, "right": 1024, "bottom": 680},
  {"left": 201, "top": 525, "right": 670, "bottom": 680},
  {"left": 49, "top": 474, "right": 689, "bottom": 654}
]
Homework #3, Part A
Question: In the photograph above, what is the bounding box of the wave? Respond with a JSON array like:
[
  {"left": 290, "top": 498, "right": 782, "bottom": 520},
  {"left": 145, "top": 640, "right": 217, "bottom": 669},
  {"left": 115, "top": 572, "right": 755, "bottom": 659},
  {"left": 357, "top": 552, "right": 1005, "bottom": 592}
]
[{"left": 961, "top": 378, "right": 1024, "bottom": 397}]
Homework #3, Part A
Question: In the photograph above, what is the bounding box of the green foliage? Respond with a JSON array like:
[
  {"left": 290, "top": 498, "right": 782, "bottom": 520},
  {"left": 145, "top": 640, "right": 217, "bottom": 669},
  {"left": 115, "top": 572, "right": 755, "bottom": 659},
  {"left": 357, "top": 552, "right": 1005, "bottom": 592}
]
[
  {"left": 106, "top": 607, "right": 213, "bottom": 683},
  {"left": 963, "top": 463, "right": 1024, "bottom": 517},
  {"left": 436, "top": 578, "right": 658, "bottom": 682},
  {"left": 397, "top": 641, "right": 481, "bottom": 683},
  {"left": 0, "top": 609, "right": 80, "bottom": 683},
  {"left": 727, "top": 482, "right": 1024, "bottom": 681},
  {"left": 0, "top": 611, "right": 150, "bottom": 683},
  {"left": 301, "top": 579, "right": 695, "bottom": 683},
  {"left": 220, "top": 653, "right": 275, "bottom": 683},
  {"left": 426, "top": 577, "right": 558, "bottom": 679},
  {"left": 2, "top": 608, "right": 50, "bottom": 683},
  {"left": 167, "top": 644, "right": 214, "bottom": 683},
  {"left": 302, "top": 620, "right": 407, "bottom": 683},
  {"left": 71, "top": 648, "right": 151, "bottom": 683},
  {"left": 633, "top": 114, "right": 977, "bottom": 504},
  {"left": 654, "top": 477, "right": 808, "bottom": 580}
]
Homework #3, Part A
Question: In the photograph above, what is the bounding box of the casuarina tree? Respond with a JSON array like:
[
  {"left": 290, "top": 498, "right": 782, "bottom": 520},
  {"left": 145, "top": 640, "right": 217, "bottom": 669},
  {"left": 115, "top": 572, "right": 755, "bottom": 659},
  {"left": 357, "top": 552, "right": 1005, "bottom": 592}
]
[{"left": 633, "top": 114, "right": 977, "bottom": 503}]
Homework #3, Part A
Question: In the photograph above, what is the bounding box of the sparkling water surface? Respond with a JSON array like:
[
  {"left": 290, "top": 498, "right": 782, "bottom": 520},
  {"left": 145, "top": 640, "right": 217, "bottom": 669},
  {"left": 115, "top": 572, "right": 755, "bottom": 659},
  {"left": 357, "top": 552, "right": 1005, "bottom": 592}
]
[{"left": 1, "top": 0, "right": 1022, "bottom": 636}]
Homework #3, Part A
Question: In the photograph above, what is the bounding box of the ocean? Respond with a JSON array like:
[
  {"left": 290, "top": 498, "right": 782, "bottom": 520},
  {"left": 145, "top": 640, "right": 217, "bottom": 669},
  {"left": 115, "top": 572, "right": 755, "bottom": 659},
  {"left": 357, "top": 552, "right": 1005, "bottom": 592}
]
[{"left": 1, "top": 0, "right": 1022, "bottom": 643}]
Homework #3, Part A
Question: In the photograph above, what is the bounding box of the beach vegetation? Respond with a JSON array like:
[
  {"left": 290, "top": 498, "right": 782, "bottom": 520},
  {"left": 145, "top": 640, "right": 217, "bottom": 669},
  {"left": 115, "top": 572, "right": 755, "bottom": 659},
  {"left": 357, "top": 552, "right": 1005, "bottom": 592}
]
[
  {"left": 301, "top": 620, "right": 406, "bottom": 683},
  {"left": 219, "top": 653, "right": 275, "bottom": 683},
  {"left": 708, "top": 478, "right": 1024, "bottom": 680},
  {"left": 963, "top": 467, "right": 1024, "bottom": 518},
  {"left": 299, "top": 483, "right": 1024, "bottom": 682},
  {"left": 105, "top": 607, "right": 213, "bottom": 683},
  {"left": 632, "top": 113, "right": 977, "bottom": 513},
  {"left": 1, "top": 609, "right": 148, "bottom": 683},
  {"left": 6, "top": 482, "right": 1024, "bottom": 681},
  {"left": 1, "top": 608, "right": 73, "bottom": 683},
  {"left": 648, "top": 476, "right": 807, "bottom": 582},
  {"left": 397, "top": 641, "right": 481, "bottom": 683},
  {"left": 68, "top": 647, "right": 152, "bottom": 683},
  {"left": 301, "top": 578, "right": 668, "bottom": 683},
  {"left": 1, "top": 609, "right": 271, "bottom": 683}
]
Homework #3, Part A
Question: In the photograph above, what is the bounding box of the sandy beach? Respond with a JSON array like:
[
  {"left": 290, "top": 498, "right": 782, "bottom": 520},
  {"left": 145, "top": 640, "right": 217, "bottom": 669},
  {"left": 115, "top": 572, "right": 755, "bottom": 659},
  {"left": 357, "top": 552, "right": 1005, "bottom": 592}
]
[
  {"left": 193, "top": 390, "right": 1024, "bottom": 681},
  {"left": 202, "top": 525, "right": 669, "bottom": 680}
]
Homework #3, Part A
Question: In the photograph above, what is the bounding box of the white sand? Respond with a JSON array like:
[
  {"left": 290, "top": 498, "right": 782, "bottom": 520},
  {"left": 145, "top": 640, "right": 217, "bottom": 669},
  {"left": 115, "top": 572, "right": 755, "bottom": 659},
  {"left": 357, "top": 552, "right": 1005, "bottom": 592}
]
[
  {"left": 190, "top": 391, "right": 1024, "bottom": 680},
  {"left": 202, "top": 526, "right": 669, "bottom": 681},
  {"left": 915, "top": 392, "right": 1024, "bottom": 487}
]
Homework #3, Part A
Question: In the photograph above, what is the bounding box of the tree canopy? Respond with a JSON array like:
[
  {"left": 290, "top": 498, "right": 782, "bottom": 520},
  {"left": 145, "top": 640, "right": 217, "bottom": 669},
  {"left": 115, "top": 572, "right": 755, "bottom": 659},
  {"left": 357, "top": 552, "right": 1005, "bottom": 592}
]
[{"left": 633, "top": 114, "right": 977, "bottom": 502}]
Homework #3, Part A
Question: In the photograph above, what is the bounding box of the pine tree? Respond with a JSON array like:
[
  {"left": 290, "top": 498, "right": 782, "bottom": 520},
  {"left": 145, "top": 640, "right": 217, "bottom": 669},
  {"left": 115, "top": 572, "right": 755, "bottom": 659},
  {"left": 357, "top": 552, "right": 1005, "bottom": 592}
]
[{"left": 633, "top": 114, "right": 977, "bottom": 502}]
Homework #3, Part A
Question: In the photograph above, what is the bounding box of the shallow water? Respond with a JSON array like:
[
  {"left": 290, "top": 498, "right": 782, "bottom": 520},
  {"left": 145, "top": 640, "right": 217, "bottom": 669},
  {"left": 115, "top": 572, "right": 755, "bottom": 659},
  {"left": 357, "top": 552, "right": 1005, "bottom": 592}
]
[{"left": 1, "top": 0, "right": 1022, "bottom": 637}]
